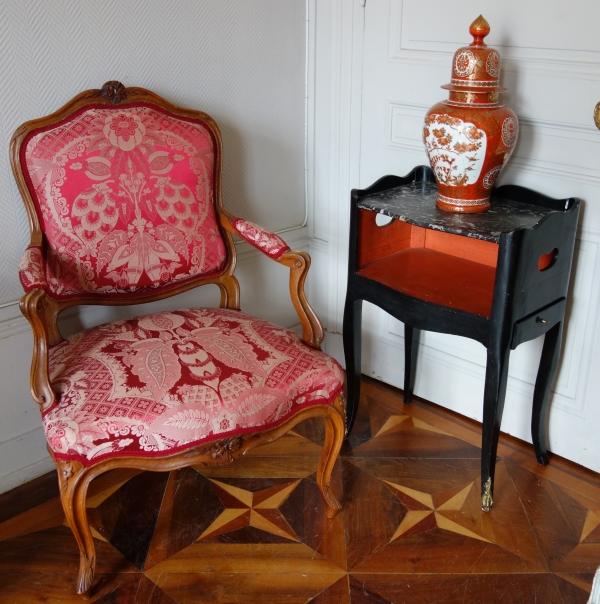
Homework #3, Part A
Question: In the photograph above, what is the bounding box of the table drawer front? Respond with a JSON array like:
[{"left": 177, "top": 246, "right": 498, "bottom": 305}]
[{"left": 511, "top": 298, "right": 567, "bottom": 349}]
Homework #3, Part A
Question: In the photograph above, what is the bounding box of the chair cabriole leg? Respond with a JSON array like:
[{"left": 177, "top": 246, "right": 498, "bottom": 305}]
[
  {"left": 316, "top": 398, "right": 345, "bottom": 519},
  {"left": 56, "top": 460, "right": 96, "bottom": 594}
]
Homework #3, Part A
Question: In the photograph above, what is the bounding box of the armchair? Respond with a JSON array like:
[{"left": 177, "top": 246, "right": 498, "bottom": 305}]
[{"left": 11, "top": 82, "right": 345, "bottom": 595}]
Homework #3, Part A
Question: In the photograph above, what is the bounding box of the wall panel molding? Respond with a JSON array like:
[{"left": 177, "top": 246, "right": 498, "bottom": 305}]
[
  {"left": 388, "top": 0, "right": 600, "bottom": 79},
  {"left": 387, "top": 100, "right": 600, "bottom": 185}
]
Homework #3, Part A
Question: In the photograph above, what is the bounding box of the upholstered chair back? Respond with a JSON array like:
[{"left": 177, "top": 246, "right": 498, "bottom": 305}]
[{"left": 18, "top": 95, "right": 227, "bottom": 298}]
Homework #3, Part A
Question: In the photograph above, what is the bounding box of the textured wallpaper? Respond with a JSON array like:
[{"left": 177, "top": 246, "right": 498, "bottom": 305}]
[{"left": 0, "top": 0, "right": 306, "bottom": 304}]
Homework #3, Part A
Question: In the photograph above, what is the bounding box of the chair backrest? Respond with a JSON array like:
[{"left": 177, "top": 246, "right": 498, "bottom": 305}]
[{"left": 11, "top": 82, "right": 230, "bottom": 300}]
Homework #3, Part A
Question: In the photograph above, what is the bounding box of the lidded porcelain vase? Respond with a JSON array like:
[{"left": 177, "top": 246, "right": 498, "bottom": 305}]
[{"left": 423, "top": 15, "right": 518, "bottom": 213}]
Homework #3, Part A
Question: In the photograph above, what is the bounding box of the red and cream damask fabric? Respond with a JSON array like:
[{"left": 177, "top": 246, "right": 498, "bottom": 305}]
[
  {"left": 19, "top": 245, "right": 47, "bottom": 292},
  {"left": 231, "top": 218, "right": 290, "bottom": 259},
  {"left": 23, "top": 105, "right": 226, "bottom": 298},
  {"left": 44, "top": 308, "right": 343, "bottom": 465}
]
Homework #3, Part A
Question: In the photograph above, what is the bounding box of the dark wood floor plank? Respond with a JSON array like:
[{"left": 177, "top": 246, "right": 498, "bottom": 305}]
[
  {"left": 351, "top": 573, "right": 567, "bottom": 604},
  {"left": 349, "top": 576, "right": 392, "bottom": 603},
  {"left": 0, "top": 526, "right": 136, "bottom": 574},
  {"left": 96, "top": 471, "right": 169, "bottom": 570},
  {"left": 552, "top": 572, "right": 594, "bottom": 602},
  {"left": 341, "top": 459, "right": 406, "bottom": 570},
  {"left": 310, "top": 576, "right": 350, "bottom": 604},
  {"left": 505, "top": 459, "right": 591, "bottom": 571},
  {"left": 0, "top": 571, "right": 140, "bottom": 603},
  {"left": 280, "top": 464, "right": 347, "bottom": 570},
  {"left": 145, "top": 468, "right": 225, "bottom": 571},
  {"left": 153, "top": 571, "right": 344, "bottom": 604}
]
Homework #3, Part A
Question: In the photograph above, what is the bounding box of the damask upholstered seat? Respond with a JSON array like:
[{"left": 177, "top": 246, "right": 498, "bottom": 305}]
[{"left": 12, "top": 82, "right": 345, "bottom": 595}]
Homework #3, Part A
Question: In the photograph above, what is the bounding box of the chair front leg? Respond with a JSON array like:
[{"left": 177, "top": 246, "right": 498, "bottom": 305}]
[
  {"left": 316, "top": 397, "right": 345, "bottom": 519},
  {"left": 56, "top": 459, "right": 96, "bottom": 594}
]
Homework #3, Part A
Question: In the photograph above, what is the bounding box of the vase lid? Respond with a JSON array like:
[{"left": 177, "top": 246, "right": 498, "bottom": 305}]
[{"left": 441, "top": 16, "right": 507, "bottom": 100}]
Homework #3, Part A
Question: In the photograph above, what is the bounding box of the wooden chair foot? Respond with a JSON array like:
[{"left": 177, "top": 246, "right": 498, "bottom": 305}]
[
  {"left": 316, "top": 396, "right": 345, "bottom": 520},
  {"left": 57, "top": 460, "right": 96, "bottom": 595},
  {"left": 76, "top": 554, "right": 95, "bottom": 595},
  {"left": 321, "top": 485, "right": 342, "bottom": 519}
]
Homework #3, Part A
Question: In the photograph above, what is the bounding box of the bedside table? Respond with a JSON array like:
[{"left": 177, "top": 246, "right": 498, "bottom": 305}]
[{"left": 343, "top": 165, "right": 580, "bottom": 511}]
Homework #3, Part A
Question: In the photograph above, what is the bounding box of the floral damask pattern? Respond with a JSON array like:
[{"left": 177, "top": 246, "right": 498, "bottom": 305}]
[
  {"left": 23, "top": 105, "right": 227, "bottom": 297},
  {"left": 19, "top": 245, "right": 47, "bottom": 292},
  {"left": 231, "top": 218, "right": 290, "bottom": 259},
  {"left": 44, "top": 308, "right": 343, "bottom": 465}
]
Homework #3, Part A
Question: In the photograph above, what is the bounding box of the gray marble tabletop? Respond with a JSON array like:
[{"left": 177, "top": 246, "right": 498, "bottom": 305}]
[{"left": 358, "top": 181, "right": 554, "bottom": 243}]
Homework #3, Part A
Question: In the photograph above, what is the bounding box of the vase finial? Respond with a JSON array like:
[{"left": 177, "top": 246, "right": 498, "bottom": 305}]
[{"left": 469, "top": 15, "right": 490, "bottom": 47}]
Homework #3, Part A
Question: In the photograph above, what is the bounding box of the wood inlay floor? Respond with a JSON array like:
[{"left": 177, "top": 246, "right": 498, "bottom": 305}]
[{"left": 0, "top": 377, "right": 598, "bottom": 603}]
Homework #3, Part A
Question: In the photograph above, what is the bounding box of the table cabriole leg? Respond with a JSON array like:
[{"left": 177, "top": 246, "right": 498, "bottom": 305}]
[
  {"left": 481, "top": 338, "right": 511, "bottom": 512},
  {"left": 343, "top": 296, "right": 363, "bottom": 435},
  {"left": 531, "top": 320, "right": 564, "bottom": 466},
  {"left": 403, "top": 325, "right": 420, "bottom": 403}
]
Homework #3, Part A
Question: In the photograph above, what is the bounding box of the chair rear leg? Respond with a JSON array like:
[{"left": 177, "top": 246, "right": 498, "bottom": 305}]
[
  {"left": 316, "top": 397, "right": 345, "bottom": 519},
  {"left": 56, "top": 460, "right": 96, "bottom": 594}
]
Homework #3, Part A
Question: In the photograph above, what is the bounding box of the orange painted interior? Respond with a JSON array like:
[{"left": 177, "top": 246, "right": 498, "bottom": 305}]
[
  {"left": 356, "top": 209, "right": 499, "bottom": 317},
  {"left": 422, "top": 228, "right": 498, "bottom": 267},
  {"left": 357, "top": 210, "right": 412, "bottom": 266},
  {"left": 538, "top": 248, "right": 558, "bottom": 271}
]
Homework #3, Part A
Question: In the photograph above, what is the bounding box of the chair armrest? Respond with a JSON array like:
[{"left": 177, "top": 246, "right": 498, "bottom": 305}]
[
  {"left": 19, "top": 245, "right": 47, "bottom": 292},
  {"left": 225, "top": 214, "right": 291, "bottom": 259},
  {"left": 220, "top": 212, "right": 324, "bottom": 349},
  {"left": 20, "top": 289, "right": 55, "bottom": 411}
]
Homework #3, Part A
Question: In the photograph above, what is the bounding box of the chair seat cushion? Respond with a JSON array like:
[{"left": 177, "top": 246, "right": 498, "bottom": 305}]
[{"left": 44, "top": 308, "right": 344, "bottom": 466}]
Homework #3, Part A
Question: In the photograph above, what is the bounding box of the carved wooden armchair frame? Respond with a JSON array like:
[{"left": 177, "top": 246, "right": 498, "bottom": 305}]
[{"left": 11, "top": 82, "right": 345, "bottom": 595}]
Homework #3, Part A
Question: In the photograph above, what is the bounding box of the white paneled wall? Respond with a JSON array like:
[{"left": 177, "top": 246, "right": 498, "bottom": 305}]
[{"left": 0, "top": 1, "right": 307, "bottom": 493}]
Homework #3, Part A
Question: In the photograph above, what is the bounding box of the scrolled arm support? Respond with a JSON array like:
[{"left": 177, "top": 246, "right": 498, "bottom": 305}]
[
  {"left": 20, "top": 289, "right": 55, "bottom": 411},
  {"left": 219, "top": 211, "right": 324, "bottom": 349},
  {"left": 276, "top": 250, "right": 324, "bottom": 349}
]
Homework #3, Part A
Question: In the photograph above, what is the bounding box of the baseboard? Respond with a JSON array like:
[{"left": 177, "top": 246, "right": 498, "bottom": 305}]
[{"left": 0, "top": 455, "right": 55, "bottom": 495}]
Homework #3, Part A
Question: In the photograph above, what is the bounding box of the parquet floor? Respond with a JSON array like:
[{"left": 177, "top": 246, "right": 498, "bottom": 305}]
[{"left": 0, "top": 377, "right": 598, "bottom": 603}]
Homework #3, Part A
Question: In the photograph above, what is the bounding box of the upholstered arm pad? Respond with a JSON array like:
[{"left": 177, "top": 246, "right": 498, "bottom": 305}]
[
  {"left": 19, "top": 245, "right": 47, "bottom": 292},
  {"left": 230, "top": 218, "right": 290, "bottom": 259},
  {"left": 219, "top": 212, "right": 324, "bottom": 349}
]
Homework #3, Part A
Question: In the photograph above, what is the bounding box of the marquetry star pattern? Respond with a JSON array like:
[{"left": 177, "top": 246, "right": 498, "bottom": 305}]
[
  {"left": 374, "top": 413, "right": 452, "bottom": 438},
  {"left": 581, "top": 509, "right": 600, "bottom": 543},
  {"left": 385, "top": 480, "right": 491, "bottom": 543},
  {"left": 197, "top": 478, "right": 301, "bottom": 542}
]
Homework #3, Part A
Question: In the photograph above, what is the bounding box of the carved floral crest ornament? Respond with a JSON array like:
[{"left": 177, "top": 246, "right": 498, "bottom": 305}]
[{"left": 423, "top": 15, "right": 519, "bottom": 213}]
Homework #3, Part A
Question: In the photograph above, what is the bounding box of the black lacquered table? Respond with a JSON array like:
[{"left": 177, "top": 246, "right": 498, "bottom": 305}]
[{"left": 343, "top": 165, "right": 580, "bottom": 511}]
